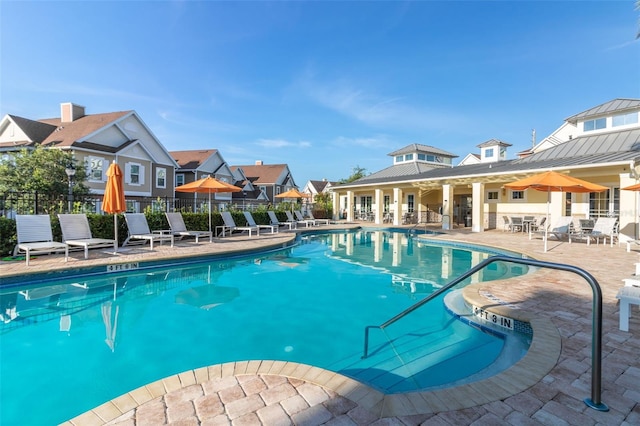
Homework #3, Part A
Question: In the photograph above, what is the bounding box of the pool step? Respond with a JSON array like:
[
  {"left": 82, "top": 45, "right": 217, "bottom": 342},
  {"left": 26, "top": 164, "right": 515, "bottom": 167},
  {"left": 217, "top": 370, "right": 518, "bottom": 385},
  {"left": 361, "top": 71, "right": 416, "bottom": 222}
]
[{"left": 333, "top": 321, "right": 502, "bottom": 393}]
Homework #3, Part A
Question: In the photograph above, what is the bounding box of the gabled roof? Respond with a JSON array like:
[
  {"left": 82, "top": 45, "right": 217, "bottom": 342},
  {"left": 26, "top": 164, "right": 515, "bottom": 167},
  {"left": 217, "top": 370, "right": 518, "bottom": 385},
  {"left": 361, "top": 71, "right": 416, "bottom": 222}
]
[
  {"left": 565, "top": 98, "right": 640, "bottom": 124},
  {"left": 38, "top": 111, "right": 132, "bottom": 147},
  {"left": 171, "top": 149, "right": 219, "bottom": 169},
  {"left": 308, "top": 180, "right": 336, "bottom": 192},
  {"left": 387, "top": 143, "right": 458, "bottom": 158},
  {"left": 477, "top": 138, "right": 512, "bottom": 148},
  {"left": 231, "top": 164, "right": 290, "bottom": 185},
  {"left": 7, "top": 115, "right": 57, "bottom": 144}
]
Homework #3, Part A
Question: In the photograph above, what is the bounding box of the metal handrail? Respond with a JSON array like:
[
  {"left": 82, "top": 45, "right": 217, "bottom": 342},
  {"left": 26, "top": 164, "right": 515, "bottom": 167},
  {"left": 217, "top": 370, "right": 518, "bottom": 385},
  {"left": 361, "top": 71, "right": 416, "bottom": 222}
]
[{"left": 362, "top": 255, "right": 609, "bottom": 412}]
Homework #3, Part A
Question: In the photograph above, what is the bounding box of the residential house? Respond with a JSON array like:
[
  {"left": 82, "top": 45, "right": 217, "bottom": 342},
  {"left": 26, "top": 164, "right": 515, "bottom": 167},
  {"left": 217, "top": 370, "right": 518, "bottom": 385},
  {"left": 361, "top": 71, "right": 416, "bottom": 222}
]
[
  {"left": 0, "top": 102, "right": 179, "bottom": 212},
  {"left": 170, "top": 149, "right": 237, "bottom": 210},
  {"left": 331, "top": 98, "right": 640, "bottom": 242},
  {"left": 230, "top": 161, "right": 298, "bottom": 206}
]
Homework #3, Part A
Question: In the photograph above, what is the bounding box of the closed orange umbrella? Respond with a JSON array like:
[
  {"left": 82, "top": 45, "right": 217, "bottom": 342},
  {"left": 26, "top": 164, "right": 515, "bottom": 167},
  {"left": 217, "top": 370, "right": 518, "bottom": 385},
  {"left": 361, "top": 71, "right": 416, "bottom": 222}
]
[
  {"left": 175, "top": 176, "right": 242, "bottom": 234},
  {"left": 102, "top": 162, "right": 126, "bottom": 250},
  {"left": 505, "top": 171, "right": 607, "bottom": 252}
]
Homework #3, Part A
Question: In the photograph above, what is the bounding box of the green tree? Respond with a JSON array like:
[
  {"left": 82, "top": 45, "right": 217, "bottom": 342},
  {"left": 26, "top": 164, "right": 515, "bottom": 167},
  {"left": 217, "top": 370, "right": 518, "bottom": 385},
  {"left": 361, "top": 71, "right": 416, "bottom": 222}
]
[
  {"left": 0, "top": 145, "right": 89, "bottom": 196},
  {"left": 339, "top": 166, "right": 367, "bottom": 184}
]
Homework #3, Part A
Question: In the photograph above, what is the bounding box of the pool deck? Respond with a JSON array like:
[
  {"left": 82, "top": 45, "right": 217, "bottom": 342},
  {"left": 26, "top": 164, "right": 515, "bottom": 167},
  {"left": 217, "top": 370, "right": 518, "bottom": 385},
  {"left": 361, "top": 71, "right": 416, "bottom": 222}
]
[{"left": 2, "top": 223, "right": 639, "bottom": 425}]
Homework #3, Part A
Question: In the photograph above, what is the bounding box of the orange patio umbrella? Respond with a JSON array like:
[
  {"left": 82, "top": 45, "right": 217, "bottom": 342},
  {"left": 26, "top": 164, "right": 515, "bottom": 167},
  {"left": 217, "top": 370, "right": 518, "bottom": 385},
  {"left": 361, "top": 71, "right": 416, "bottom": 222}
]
[
  {"left": 175, "top": 176, "right": 242, "bottom": 234},
  {"left": 102, "top": 161, "right": 126, "bottom": 251},
  {"left": 505, "top": 170, "right": 607, "bottom": 252},
  {"left": 621, "top": 183, "right": 640, "bottom": 191}
]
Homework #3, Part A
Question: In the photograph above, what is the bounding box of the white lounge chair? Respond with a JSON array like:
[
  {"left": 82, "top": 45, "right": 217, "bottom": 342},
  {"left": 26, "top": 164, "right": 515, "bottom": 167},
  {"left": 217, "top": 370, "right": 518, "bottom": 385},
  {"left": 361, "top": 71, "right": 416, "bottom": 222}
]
[
  {"left": 306, "top": 211, "right": 330, "bottom": 225},
  {"left": 529, "top": 216, "right": 574, "bottom": 242},
  {"left": 58, "top": 214, "right": 117, "bottom": 258},
  {"left": 295, "top": 210, "right": 318, "bottom": 226},
  {"left": 584, "top": 217, "right": 618, "bottom": 247},
  {"left": 122, "top": 213, "right": 174, "bottom": 249},
  {"left": 14, "top": 214, "right": 69, "bottom": 266},
  {"left": 243, "top": 211, "right": 277, "bottom": 234},
  {"left": 217, "top": 211, "right": 258, "bottom": 237},
  {"left": 286, "top": 211, "right": 313, "bottom": 227},
  {"left": 165, "top": 212, "right": 212, "bottom": 243},
  {"left": 268, "top": 211, "right": 296, "bottom": 230}
]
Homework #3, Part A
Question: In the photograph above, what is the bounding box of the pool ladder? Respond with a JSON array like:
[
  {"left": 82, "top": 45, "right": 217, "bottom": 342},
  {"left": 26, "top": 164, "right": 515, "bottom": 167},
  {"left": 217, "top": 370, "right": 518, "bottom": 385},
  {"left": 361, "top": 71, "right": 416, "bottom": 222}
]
[{"left": 361, "top": 255, "right": 609, "bottom": 412}]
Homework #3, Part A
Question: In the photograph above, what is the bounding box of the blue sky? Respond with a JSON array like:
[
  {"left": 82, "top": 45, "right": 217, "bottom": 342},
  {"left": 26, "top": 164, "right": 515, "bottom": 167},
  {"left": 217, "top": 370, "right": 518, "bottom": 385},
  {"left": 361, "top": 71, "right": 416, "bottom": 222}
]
[{"left": 1, "top": 1, "right": 639, "bottom": 187}]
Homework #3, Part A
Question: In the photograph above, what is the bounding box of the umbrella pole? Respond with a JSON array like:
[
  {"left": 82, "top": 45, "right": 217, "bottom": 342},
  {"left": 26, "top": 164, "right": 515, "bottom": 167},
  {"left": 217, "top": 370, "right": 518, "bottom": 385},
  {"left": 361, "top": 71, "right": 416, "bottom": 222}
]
[
  {"left": 544, "top": 191, "right": 550, "bottom": 253},
  {"left": 114, "top": 214, "right": 119, "bottom": 254},
  {"left": 208, "top": 191, "right": 212, "bottom": 235}
]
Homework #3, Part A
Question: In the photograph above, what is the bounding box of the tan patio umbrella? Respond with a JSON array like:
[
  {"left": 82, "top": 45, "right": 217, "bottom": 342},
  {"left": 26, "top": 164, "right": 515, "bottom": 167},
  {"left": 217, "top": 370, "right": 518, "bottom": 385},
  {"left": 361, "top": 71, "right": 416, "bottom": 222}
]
[
  {"left": 504, "top": 170, "right": 607, "bottom": 252},
  {"left": 102, "top": 161, "right": 126, "bottom": 252},
  {"left": 175, "top": 176, "right": 242, "bottom": 234},
  {"left": 275, "top": 188, "right": 310, "bottom": 212}
]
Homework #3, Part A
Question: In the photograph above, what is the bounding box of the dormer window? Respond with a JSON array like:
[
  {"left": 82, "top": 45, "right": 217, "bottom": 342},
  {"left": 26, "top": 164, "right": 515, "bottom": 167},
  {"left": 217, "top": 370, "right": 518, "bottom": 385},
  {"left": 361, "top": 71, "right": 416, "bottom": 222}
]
[
  {"left": 485, "top": 148, "right": 494, "bottom": 158},
  {"left": 395, "top": 155, "right": 403, "bottom": 162},
  {"left": 583, "top": 118, "right": 606, "bottom": 132},
  {"left": 612, "top": 112, "right": 638, "bottom": 127}
]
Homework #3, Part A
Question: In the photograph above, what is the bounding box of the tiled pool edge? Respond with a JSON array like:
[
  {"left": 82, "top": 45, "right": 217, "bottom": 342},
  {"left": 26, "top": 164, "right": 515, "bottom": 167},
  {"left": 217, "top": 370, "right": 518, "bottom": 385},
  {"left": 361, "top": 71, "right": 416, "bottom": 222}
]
[{"left": 64, "top": 278, "right": 561, "bottom": 424}]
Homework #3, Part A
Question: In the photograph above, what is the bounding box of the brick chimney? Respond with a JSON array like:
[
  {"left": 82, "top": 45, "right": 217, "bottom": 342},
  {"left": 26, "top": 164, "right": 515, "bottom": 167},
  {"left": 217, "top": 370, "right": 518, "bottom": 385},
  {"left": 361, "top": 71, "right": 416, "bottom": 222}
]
[
  {"left": 255, "top": 160, "right": 263, "bottom": 165},
  {"left": 60, "top": 102, "right": 86, "bottom": 123}
]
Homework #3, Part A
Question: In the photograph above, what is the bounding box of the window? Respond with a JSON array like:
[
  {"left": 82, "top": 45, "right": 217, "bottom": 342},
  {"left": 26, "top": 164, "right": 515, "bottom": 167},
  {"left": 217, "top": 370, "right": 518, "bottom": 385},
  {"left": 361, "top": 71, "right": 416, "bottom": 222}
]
[
  {"left": 565, "top": 192, "right": 572, "bottom": 216},
  {"left": 156, "top": 168, "right": 166, "bottom": 188},
  {"left": 395, "top": 155, "right": 403, "bottom": 162},
  {"left": 130, "top": 164, "right": 140, "bottom": 184},
  {"left": 487, "top": 191, "right": 498, "bottom": 200},
  {"left": 383, "top": 195, "right": 390, "bottom": 212},
  {"left": 407, "top": 194, "right": 414, "bottom": 213},
  {"left": 583, "top": 118, "right": 606, "bottom": 132},
  {"left": 511, "top": 191, "right": 524, "bottom": 200},
  {"left": 417, "top": 154, "right": 426, "bottom": 161},
  {"left": 612, "top": 112, "right": 638, "bottom": 127},
  {"left": 125, "top": 163, "right": 144, "bottom": 186},
  {"left": 360, "top": 196, "right": 372, "bottom": 211},
  {"left": 175, "top": 174, "right": 185, "bottom": 187},
  {"left": 404, "top": 154, "right": 413, "bottom": 161},
  {"left": 87, "top": 156, "right": 105, "bottom": 181},
  {"left": 485, "top": 148, "right": 494, "bottom": 158}
]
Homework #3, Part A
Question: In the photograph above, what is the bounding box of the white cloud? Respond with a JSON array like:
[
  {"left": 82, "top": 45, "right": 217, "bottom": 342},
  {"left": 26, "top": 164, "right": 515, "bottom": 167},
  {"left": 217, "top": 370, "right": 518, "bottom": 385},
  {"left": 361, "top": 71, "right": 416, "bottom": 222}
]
[{"left": 255, "top": 138, "right": 312, "bottom": 149}]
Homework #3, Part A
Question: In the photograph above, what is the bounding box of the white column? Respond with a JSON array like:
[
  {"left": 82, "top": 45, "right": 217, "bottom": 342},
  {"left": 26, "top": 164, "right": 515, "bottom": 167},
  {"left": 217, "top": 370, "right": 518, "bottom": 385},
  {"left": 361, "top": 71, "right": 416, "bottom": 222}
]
[
  {"left": 346, "top": 191, "right": 354, "bottom": 222},
  {"left": 442, "top": 184, "right": 453, "bottom": 230},
  {"left": 393, "top": 188, "right": 403, "bottom": 226},
  {"left": 331, "top": 191, "right": 340, "bottom": 221},
  {"left": 472, "top": 182, "right": 485, "bottom": 233},
  {"left": 620, "top": 172, "right": 637, "bottom": 242},
  {"left": 374, "top": 189, "right": 383, "bottom": 224}
]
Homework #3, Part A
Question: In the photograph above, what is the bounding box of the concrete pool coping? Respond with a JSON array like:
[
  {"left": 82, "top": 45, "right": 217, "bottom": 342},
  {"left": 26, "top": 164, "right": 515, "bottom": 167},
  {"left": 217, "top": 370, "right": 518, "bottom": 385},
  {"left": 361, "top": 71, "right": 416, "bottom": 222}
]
[{"left": 2, "top": 223, "right": 638, "bottom": 424}]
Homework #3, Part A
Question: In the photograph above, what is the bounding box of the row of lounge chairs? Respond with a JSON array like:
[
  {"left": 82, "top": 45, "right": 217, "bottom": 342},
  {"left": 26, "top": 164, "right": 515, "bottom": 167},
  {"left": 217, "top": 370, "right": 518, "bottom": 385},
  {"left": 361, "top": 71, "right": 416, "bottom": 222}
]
[{"left": 12, "top": 210, "right": 330, "bottom": 265}]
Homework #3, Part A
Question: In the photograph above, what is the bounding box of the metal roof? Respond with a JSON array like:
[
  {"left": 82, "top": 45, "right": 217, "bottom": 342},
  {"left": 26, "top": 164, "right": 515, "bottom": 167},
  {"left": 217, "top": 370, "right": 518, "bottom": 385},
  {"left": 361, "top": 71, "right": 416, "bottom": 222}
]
[
  {"left": 387, "top": 143, "right": 457, "bottom": 158},
  {"left": 477, "top": 138, "right": 512, "bottom": 148},
  {"left": 565, "top": 98, "right": 640, "bottom": 124}
]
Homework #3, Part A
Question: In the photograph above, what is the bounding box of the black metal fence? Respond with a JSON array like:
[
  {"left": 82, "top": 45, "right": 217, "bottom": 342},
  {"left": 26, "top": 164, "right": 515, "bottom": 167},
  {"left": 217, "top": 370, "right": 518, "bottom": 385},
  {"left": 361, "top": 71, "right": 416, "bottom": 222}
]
[{"left": 0, "top": 191, "right": 324, "bottom": 217}]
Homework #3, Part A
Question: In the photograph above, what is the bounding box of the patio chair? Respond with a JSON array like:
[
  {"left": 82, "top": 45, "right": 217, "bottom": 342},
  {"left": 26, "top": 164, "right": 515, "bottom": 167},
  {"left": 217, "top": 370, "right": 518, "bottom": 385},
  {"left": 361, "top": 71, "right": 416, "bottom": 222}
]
[
  {"left": 502, "top": 216, "right": 511, "bottom": 232},
  {"left": 306, "top": 211, "right": 330, "bottom": 225},
  {"left": 295, "top": 210, "right": 319, "bottom": 226},
  {"left": 58, "top": 214, "right": 117, "bottom": 259},
  {"left": 268, "top": 211, "right": 296, "bottom": 230},
  {"left": 243, "top": 211, "right": 277, "bottom": 234},
  {"left": 509, "top": 216, "right": 524, "bottom": 233},
  {"left": 14, "top": 214, "right": 69, "bottom": 266},
  {"left": 584, "top": 217, "right": 618, "bottom": 247},
  {"left": 286, "top": 210, "right": 313, "bottom": 227},
  {"left": 217, "top": 211, "right": 258, "bottom": 237},
  {"left": 165, "top": 212, "right": 212, "bottom": 243},
  {"left": 529, "top": 216, "right": 573, "bottom": 242},
  {"left": 122, "top": 213, "right": 174, "bottom": 249}
]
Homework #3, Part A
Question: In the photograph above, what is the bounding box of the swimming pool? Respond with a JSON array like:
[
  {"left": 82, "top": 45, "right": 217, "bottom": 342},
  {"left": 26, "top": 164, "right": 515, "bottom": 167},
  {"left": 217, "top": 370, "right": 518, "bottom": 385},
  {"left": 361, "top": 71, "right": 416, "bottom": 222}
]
[{"left": 0, "top": 229, "right": 529, "bottom": 425}]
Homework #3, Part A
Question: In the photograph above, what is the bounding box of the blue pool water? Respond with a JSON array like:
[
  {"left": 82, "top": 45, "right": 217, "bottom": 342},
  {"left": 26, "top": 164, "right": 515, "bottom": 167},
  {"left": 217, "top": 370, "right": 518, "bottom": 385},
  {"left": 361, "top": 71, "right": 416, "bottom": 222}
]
[{"left": 0, "top": 230, "right": 529, "bottom": 425}]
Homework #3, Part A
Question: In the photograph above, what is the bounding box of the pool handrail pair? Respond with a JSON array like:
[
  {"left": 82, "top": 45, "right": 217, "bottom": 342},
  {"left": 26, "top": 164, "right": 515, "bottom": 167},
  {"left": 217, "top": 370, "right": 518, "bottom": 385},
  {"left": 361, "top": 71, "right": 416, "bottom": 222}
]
[{"left": 361, "top": 255, "right": 609, "bottom": 412}]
